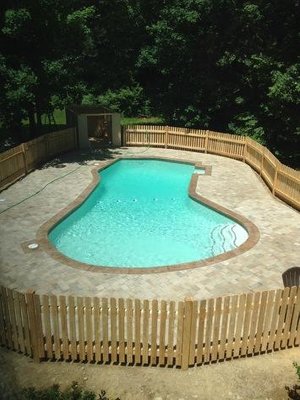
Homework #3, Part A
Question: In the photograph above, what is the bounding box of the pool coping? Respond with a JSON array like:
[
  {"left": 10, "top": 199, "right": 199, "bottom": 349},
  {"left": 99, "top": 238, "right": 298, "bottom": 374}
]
[{"left": 36, "top": 155, "right": 260, "bottom": 274}]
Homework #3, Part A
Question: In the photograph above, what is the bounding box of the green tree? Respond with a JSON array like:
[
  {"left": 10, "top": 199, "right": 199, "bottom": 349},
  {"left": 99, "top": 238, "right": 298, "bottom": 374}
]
[{"left": 0, "top": 1, "right": 95, "bottom": 139}]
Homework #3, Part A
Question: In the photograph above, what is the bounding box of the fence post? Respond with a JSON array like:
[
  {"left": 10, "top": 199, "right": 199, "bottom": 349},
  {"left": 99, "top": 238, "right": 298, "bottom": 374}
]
[
  {"left": 26, "top": 289, "right": 44, "bottom": 362},
  {"left": 242, "top": 137, "right": 247, "bottom": 163},
  {"left": 204, "top": 130, "right": 209, "bottom": 153},
  {"left": 272, "top": 163, "right": 278, "bottom": 196},
  {"left": 165, "top": 126, "right": 169, "bottom": 149},
  {"left": 260, "top": 148, "right": 264, "bottom": 176},
  {"left": 181, "top": 298, "right": 193, "bottom": 370},
  {"left": 21, "top": 143, "right": 28, "bottom": 175}
]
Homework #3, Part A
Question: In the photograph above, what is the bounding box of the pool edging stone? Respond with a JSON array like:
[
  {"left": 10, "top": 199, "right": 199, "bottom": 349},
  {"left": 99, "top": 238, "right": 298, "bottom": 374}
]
[{"left": 36, "top": 155, "right": 260, "bottom": 274}]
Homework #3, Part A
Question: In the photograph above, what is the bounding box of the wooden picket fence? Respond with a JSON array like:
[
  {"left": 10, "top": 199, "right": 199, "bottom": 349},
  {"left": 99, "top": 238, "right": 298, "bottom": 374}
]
[
  {"left": 123, "top": 125, "right": 300, "bottom": 210},
  {"left": 0, "top": 128, "right": 77, "bottom": 190},
  {"left": 0, "top": 286, "right": 299, "bottom": 369}
]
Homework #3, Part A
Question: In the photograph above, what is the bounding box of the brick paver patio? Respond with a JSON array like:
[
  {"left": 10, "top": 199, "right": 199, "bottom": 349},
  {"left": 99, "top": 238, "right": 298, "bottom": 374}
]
[{"left": 0, "top": 147, "right": 299, "bottom": 300}]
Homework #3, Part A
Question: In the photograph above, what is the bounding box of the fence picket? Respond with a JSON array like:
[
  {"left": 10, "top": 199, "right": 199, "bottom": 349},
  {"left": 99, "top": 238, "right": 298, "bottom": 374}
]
[
  {"left": 212, "top": 297, "right": 222, "bottom": 361},
  {"left": 247, "top": 292, "right": 261, "bottom": 355},
  {"left": 85, "top": 297, "right": 93, "bottom": 362},
  {"left": 77, "top": 297, "right": 85, "bottom": 361},
  {"left": 50, "top": 295, "right": 61, "bottom": 360},
  {"left": 42, "top": 295, "right": 52, "bottom": 358},
  {"left": 102, "top": 298, "right": 109, "bottom": 363},
  {"left": 118, "top": 298, "right": 125, "bottom": 363},
  {"left": 134, "top": 299, "right": 141, "bottom": 364},
  {"left": 274, "top": 287, "right": 290, "bottom": 350},
  {"left": 176, "top": 301, "right": 184, "bottom": 367},
  {"left": 281, "top": 286, "right": 297, "bottom": 349},
  {"left": 159, "top": 300, "right": 167, "bottom": 365},
  {"left": 93, "top": 297, "right": 101, "bottom": 362},
  {"left": 14, "top": 291, "right": 25, "bottom": 353},
  {"left": 68, "top": 296, "right": 77, "bottom": 361},
  {"left": 196, "top": 299, "right": 206, "bottom": 363},
  {"left": 7, "top": 289, "right": 18, "bottom": 350},
  {"left": 142, "top": 300, "right": 149, "bottom": 365},
  {"left": 151, "top": 300, "right": 158, "bottom": 365},
  {"left": 218, "top": 296, "right": 230, "bottom": 360},
  {"left": 226, "top": 295, "right": 238, "bottom": 359},
  {"left": 126, "top": 299, "right": 133, "bottom": 364},
  {"left": 19, "top": 292, "right": 31, "bottom": 356},
  {"left": 167, "top": 301, "right": 176, "bottom": 366}
]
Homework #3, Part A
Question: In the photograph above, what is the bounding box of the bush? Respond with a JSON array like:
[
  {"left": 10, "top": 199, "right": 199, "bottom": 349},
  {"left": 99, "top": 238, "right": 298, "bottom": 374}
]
[
  {"left": 19, "top": 382, "right": 120, "bottom": 400},
  {"left": 286, "top": 363, "right": 300, "bottom": 400}
]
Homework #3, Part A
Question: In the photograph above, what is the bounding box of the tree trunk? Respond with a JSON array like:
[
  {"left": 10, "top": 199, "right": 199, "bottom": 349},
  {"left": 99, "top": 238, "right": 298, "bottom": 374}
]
[{"left": 28, "top": 108, "right": 36, "bottom": 139}]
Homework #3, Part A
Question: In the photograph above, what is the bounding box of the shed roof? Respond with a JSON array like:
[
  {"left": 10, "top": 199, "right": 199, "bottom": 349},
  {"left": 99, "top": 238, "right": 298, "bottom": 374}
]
[{"left": 66, "top": 104, "right": 112, "bottom": 115}]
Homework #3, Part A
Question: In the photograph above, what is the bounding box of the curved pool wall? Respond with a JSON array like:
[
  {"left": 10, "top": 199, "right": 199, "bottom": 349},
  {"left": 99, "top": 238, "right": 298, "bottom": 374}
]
[{"left": 47, "top": 158, "right": 252, "bottom": 269}]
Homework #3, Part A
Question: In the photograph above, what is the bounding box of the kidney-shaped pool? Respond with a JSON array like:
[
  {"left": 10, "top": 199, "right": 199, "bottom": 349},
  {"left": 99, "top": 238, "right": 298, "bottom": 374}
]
[{"left": 48, "top": 159, "right": 252, "bottom": 269}]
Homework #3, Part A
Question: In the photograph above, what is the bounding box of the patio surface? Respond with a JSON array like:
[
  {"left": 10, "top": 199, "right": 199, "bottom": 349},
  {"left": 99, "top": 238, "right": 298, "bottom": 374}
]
[{"left": 0, "top": 147, "right": 299, "bottom": 300}]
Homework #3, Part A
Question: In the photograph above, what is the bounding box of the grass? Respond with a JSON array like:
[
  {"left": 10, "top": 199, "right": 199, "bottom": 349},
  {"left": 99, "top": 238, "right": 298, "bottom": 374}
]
[{"left": 121, "top": 116, "right": 164, "bottom": 125}]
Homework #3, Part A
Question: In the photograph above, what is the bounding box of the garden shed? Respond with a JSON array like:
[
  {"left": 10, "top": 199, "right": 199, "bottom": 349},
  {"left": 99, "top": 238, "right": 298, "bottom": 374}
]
[{"left": 66, "top": 105, "right": 121, "bottom": 149}]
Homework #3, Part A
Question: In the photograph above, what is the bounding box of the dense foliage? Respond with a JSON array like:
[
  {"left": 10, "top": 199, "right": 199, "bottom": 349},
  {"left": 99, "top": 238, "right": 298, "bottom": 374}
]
[{"left": 0, "top": 0, "right": 299, "bottom": 165}]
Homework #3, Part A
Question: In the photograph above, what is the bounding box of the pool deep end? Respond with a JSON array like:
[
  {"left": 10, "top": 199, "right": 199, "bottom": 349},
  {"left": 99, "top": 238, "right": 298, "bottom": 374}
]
[{"left": 43, "top": 158, "right": 259, "bottom": 272}]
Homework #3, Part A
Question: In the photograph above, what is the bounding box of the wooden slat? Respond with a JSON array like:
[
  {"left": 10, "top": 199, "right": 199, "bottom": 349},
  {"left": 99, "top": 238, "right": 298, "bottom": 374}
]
[
  {"left": 150, "top": 300, "right": 158, "bottom": 365},
  {"left": 134, "top": 299, "right": 141, "bottom": 364},
  {"left": 77, "top": 297, "right": 85, "bottom": 361},
  {"left": 175, "top": 301, "right": 184, "bottom": 367},
  {"left": 126, "top": 299, "right": 133, "bottom": 364},
  {"left": 226, "top": 295, "right": 238, "bottom": 359},
  {"left": 110, "top": 298, "right": 117, "bottom": 363},
  {"left": 281, "top": 286, "right": 297, "bottom": 349},
  {"left": 218, "top": 296, "right": 230, "bottom": 360},
  {"left": 59, "top": 296, "right": 69, "bottom": 360},
  {"left": 196, "top": 299, "right": 206, "bottom": 364},
  {"left": 167, "top": 301, "right": 175, "bottom": 366},
  {"left": 212, "top": 297, "right": 222, "bottom": 361},
  {"left": 14, "top": 291, "right": 25, "bottom": 353},
  {"left": 50, "top": 295, "right": 60, "bottom": 360},
  {"left": 102, "top": 298, "right": 109, "bottom": 363},
  {"left": 42, "top": 295, "right": 52, "bottom": 358},
  {"left": 68, "top": 296, "right": 77, "bottom": 361},
  {"left": 159, "top": 300, "right": 167, "bottom": 365},
  {"left": 118, "top": 298, "right": 125, "bottom": 363},
  {"left": 254, "top": 291, "right": 268, "bottom": 354},
  {"left": 19, "top": 292, "right": 31, "bottom": 356},
  {"left": 1, "top": 287, "right": 12, "bottom": 348},
  {"left": 233, "top": 294, "right": 246, "bottom": 358},
  {"left": 274, "top": 287, "right": 290, "bottom": 350},
  {"left": 7, "top": 289, "right": 18, "bottom": 350},
  {"left": 188, "top": 301, "right": 198, "bottom": 365},
  {"left": 288, "top": 287, "right": 300, "bottom": 347},
  {"left": 260, "top": 290, "right": 275, "bottom": 352},
  {"left": 268, "top": 289, "right": 283, "bottom": 351},
  {"left": 247, "top": 292, "right": 261, "bottom": 355},
  {"left": 204, "top": 298, "right": 214, "bottom": 363},
  {"left": 142, "top": 300, "right": 149, "bottom": 365},
  {"left": 33, "top": 294, "right": 44, "bottom": 359},
  {"left": 93, "top": 297, "right": 101, "bottom": 362},
  {"left": 85, "top": 297, "right": 93, "bottom": 362}
]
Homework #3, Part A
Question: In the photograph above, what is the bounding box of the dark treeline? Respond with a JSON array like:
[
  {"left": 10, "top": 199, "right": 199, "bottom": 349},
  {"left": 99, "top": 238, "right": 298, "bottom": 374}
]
[{"left": 0, "top": 0, "right": 299, "bottom": 165}]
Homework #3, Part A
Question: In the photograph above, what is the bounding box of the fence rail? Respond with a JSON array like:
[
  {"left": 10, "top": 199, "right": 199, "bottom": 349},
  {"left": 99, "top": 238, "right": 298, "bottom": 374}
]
[
  {"left": 0, "top": 286, "right": 299, "bottom": 369},
  {"left": 123, "top": 125, "right": 300, "bottom": 210},
  {"left": 0, "top": 128, "right": 77, "bottom": 190}
]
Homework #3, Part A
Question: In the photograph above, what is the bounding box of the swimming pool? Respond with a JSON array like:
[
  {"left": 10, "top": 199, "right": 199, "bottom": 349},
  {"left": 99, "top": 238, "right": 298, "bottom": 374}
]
[{"left": 49, "top": 159, "right": 249, "bottom": 268}]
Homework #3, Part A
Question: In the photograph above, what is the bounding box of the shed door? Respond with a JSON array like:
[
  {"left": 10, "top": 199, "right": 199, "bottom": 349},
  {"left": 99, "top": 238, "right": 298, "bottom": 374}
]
[{"left": 87, "top": 115, "right": 112, "bottom": 142}]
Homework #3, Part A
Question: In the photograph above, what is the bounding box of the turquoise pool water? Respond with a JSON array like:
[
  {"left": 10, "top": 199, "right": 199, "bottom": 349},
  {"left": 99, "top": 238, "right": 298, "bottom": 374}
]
[{"left": 49, "top": 159, "right": 248, "bottom": 268}]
